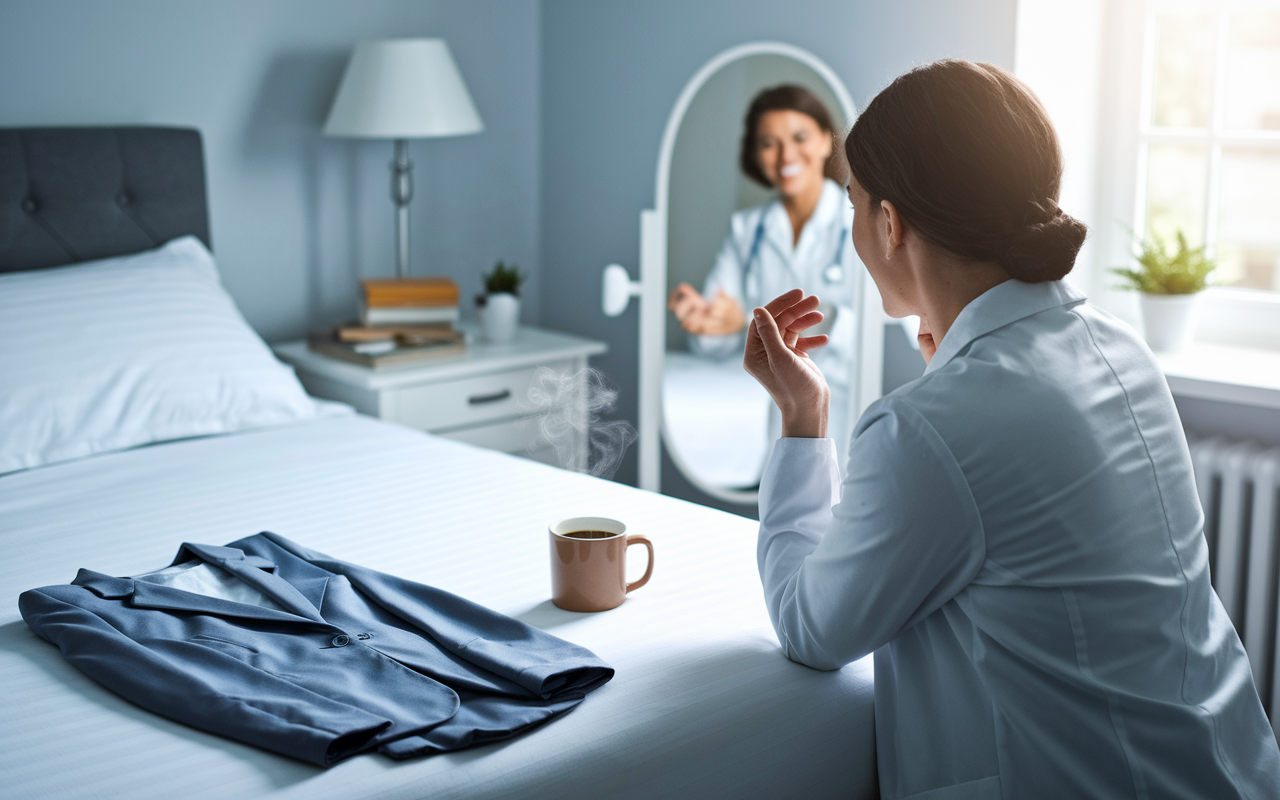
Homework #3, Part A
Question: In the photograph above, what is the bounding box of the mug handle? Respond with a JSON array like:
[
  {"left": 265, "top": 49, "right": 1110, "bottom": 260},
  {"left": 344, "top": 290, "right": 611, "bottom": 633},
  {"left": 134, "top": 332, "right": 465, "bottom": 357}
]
[{"left": 625, "top": 535, "right": 654, "bottom": 593}]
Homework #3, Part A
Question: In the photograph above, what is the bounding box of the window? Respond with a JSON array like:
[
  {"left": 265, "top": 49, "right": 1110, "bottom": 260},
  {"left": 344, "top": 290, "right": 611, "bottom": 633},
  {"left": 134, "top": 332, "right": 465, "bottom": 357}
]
[
  {"left": 1017, "top": 0, "right": 1279, "bottom": 350},
  {"left": 1137, "top": 3, "right": 1280, "bottom": 294}
]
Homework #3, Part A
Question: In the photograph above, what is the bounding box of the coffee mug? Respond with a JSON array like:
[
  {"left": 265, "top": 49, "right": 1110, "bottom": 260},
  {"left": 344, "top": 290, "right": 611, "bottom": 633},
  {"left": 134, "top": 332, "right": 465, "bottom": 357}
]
[{"left": 549, "top": 516, "right": 654, "bottom": 612}]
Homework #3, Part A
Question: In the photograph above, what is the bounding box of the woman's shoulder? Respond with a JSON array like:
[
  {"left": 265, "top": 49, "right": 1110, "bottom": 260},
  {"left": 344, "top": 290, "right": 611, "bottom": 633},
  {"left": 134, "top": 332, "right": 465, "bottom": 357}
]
[
  {"left": 856, "top": 373, "right": 951, "bottom": 432},
  {"left": 850, "top": 389, "right": 971, "bottom": 481},
  {"left": 871, "top": 301, "right": 1168, "bottom": 451},
  {"left": 857, "top": 322, "right": 1060, "bottom": 437}
]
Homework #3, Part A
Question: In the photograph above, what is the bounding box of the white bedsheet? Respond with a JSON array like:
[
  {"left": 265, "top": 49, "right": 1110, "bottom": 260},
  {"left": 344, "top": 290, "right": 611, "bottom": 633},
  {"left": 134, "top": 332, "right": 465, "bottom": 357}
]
[
  {"left": 0, "top": 416, "right": 875, "bottom": 799},
  {"left": 663, "top": 351, "right": 774, "bottom": 488}
]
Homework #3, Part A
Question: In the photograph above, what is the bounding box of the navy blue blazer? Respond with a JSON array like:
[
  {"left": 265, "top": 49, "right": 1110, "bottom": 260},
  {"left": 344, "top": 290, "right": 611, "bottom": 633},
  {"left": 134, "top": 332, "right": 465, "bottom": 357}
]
[{"left": 20, "top": 532, "right": 613, "bottom": 766}]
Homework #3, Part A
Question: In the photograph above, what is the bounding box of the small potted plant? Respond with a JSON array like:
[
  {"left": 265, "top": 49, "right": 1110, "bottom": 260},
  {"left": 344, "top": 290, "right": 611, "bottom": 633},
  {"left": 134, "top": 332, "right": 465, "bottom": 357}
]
[
  {"left": 1111, "top": 231, "right": 1215, "bottom": 352},
  {"left": 477, "top": 261, "right": 525, "bottom": 343}
]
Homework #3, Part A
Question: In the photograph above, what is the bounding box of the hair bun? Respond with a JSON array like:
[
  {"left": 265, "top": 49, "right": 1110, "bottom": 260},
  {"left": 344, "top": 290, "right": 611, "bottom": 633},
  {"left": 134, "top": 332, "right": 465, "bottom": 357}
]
[
  {"left": 845, "top": 61, "right": 1091, "bottom": 284},
  {"left": 998, "top": 211, "right": 1088, "bottom": 283}
]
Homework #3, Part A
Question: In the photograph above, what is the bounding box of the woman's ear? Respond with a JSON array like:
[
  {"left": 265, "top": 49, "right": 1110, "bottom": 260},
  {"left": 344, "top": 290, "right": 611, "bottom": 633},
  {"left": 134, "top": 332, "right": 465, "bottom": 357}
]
[{"left": 880, "top": 199, "right": 905, "bottom": 260}]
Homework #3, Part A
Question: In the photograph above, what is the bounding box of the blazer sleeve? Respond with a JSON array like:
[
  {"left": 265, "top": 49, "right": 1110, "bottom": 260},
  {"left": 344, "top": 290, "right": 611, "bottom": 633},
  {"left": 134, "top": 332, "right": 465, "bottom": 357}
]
[
  {"left": 757, "top": 400, "right": 986, "bottom": 670},
  {"left": 257, "top": 533, "right": 613, "bottom": 700},
  {"left": 19, "top": 587, "right": 390, "bottom": 766}
]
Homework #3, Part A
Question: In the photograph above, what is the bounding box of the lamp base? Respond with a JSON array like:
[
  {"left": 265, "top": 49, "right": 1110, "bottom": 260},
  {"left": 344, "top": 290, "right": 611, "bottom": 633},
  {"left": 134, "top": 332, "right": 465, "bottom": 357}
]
[{"left": 391, "top": 139, "right": 413, "bottom": 278}]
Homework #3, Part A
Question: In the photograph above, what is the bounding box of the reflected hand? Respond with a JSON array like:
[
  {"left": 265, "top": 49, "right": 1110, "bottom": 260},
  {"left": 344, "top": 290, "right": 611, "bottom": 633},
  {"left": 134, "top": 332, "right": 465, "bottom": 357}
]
[
  {"left": 743, "top": 289, "right": 830, "bottom": 439},
  {"left": 668, "top": 282, "right": 706, "bottom": 325},
  {"left": 668, "top": 284, "right": 746, "bottom": 336},
  {"left": 701, "top": 290, "right": 746, "bottom": 335},
  {"left": 917, "top": 316, "right": 937, "bottom": 365}
]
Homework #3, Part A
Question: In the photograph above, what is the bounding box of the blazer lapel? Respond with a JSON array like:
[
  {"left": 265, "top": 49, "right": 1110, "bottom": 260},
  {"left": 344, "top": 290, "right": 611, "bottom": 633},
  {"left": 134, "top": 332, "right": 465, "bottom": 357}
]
[
  {"left": 73, "top": 569, "right": 314, "bottom": 625},
  {"left": 282, "top": 573, "right": 330, "bottom": 616},
  {"left": 130, "top": 580, "right": 317, "bottom": 624},
  {"left": 179, "top": 543, "right": 327, "bottom": 623}
]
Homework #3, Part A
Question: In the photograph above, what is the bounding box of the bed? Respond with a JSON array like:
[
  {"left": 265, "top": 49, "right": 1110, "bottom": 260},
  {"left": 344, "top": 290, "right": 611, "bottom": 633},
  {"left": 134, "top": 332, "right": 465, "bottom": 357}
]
[
  {"left": 0, "top": 126, "right": 876, "bottom": 799},
  {"left": 663, "top": 350, "right": 774, "bottom": 489}
]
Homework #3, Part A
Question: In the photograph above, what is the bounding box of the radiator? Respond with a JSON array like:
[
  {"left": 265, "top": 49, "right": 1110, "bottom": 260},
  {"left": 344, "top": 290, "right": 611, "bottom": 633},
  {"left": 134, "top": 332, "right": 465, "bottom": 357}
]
[{"left": 1189, "top": 437, "right": 1280, "bottom": 727}]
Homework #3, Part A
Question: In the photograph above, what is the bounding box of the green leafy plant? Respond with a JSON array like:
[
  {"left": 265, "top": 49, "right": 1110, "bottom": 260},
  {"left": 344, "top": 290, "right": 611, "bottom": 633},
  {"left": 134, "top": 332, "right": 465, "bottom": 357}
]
[
  {"left": 1111, "top": 231, "right": 1215, "bottom": 295},
  {"left": 481, "top": 261, "right": 525, "bottom": 297}
]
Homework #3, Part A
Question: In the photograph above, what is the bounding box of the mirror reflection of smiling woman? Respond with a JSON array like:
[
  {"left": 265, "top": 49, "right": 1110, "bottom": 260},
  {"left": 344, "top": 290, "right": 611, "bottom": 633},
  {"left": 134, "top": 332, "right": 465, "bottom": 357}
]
[
  {"left": 746, "top": 60, "right": 1280, "bottom": 798},
  {"left": 669, "top": 85, "right": 861, "bottom": 465}
]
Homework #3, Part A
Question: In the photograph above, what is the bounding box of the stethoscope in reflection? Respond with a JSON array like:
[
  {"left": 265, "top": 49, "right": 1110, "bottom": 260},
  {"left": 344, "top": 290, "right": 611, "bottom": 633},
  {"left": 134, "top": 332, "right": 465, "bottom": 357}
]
[{"left": 743, "top": 204, "right": 849, "bottom": 301}]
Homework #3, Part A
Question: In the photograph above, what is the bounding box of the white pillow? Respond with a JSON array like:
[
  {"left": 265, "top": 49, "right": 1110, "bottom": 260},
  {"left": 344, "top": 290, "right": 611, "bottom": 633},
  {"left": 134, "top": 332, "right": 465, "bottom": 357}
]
[{"left": 0, "top": 236, "right": 346, "bottom": 473}]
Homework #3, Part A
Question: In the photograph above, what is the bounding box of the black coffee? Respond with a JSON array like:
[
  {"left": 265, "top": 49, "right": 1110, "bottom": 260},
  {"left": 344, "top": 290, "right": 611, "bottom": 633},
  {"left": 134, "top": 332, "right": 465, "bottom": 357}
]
[{"left": 563, "top": 530, "right": 615, "bottom": 539}]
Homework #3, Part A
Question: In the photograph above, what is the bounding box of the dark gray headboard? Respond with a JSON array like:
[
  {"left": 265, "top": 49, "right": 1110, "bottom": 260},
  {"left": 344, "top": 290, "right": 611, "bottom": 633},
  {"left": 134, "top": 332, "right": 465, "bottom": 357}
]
[{"left": 0, "top": 126, "right": 210, "bottom": 273}]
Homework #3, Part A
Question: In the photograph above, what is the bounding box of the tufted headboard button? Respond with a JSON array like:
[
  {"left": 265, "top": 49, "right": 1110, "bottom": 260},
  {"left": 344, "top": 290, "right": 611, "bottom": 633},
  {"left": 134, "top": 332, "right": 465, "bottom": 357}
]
[{"left": 0, "top": 126, "right": 210, "bottom": 271}]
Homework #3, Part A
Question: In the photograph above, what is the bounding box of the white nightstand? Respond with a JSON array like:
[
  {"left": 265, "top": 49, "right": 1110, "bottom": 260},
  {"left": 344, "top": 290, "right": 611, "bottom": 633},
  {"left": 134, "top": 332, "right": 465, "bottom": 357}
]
[{"left": 273, "top": 327, "right": 607, "bottom": 468}]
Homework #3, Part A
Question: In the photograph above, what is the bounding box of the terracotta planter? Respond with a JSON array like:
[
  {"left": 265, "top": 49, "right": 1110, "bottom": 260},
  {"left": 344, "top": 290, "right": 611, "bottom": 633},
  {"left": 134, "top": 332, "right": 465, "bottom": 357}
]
[
  {"left": 1139, "top": 292, "right": 1201, "bottom": 352},
  {"left": 480, "top": 292, "right": 520, "bottom": 343}
]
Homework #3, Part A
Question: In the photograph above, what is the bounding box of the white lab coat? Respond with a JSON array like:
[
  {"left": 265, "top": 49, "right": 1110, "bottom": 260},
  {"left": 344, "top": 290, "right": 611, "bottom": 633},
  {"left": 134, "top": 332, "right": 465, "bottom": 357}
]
[
  {"left": 691, "top": 179, "right": 861, "bottom": 468},
  {"left": 758, "top": 279, "right": 1280, "bottom": 799}
]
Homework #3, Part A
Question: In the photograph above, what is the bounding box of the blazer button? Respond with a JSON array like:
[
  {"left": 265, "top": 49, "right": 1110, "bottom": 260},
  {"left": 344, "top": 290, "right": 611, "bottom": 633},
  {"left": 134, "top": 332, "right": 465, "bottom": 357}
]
[{"left": 331, "top": 634, "right": 350, "bottom": 647}]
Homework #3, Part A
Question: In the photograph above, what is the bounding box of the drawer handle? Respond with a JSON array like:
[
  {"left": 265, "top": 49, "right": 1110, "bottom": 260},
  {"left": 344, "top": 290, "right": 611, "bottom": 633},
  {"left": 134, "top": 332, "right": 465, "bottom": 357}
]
[{"left": 468, "top": 389, "right": 512, "bottom": 405}]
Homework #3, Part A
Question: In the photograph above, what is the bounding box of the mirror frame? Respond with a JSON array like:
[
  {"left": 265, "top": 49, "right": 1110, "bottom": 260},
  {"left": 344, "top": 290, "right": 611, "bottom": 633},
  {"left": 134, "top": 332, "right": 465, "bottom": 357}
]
[{"left": 634, "top": 41, "right": 885, "bottom": 498}]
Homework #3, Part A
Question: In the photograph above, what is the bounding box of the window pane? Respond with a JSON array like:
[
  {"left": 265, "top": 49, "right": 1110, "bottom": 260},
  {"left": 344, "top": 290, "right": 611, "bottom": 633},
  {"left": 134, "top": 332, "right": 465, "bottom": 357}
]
[
  {"left": 1216, "top": 148, "right": 1280, "bottom": 291},
  {"left": 1152, "top": 12, "right": 1216, "bottom": 128},
  {"left": 1146, "top": 144, "right": 1207, "bottom": 249},
  {"left": 1225, "top": 11, "right": 1280, "bottom": 131}
]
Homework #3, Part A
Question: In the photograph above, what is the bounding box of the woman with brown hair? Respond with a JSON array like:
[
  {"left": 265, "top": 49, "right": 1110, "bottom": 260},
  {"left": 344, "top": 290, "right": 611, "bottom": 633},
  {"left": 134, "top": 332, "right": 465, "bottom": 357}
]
[
  {"left": 669, "top": 84, "right": 862, "bottom": 471},
  {"left": 746, "top": 60, "right": 1280, "bottom": 798}
]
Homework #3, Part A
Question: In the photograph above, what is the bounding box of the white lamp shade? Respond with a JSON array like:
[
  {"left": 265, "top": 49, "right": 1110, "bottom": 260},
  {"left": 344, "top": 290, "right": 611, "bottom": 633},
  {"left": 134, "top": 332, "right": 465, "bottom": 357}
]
[{"left": 324, "top": 39, "right": 484, "bottom": 138}]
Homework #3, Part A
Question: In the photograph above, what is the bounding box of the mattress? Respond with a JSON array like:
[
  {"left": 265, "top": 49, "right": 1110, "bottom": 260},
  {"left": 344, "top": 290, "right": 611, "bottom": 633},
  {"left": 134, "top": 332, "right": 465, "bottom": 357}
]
[{"left": 0, "top": 415, "right": 875, "bottom": 799}]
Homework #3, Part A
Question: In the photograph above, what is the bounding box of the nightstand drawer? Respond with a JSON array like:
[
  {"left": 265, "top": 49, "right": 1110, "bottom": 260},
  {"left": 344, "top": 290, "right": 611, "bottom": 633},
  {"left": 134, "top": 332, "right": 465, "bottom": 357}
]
[
  {"left": 435, "top": 416, "right": 563, "bottom": 467},
  {"left": 380, "top": 360, "right": 572, "bottom": 431},
  {"left": 271, "top": 330, "right": 607, "bottom": 470}
]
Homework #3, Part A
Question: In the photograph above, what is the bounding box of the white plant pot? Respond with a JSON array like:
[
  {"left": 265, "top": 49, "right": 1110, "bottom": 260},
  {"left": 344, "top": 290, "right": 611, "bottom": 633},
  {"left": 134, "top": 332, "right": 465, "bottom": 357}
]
[
  {"left": 1139, "top": 292, "right": 1201, "bottom": 352},
  {"left": 480, "top": 293, "right": 520, "bottom": 343}
]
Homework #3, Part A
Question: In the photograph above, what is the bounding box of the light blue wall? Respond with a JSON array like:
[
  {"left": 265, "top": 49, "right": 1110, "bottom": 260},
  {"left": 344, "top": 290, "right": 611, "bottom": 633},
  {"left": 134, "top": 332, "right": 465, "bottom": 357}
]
[
  {"left": 0, "top": 0, "right": 1020, "bottom": 490},
  {"left": 540, "top": 0, "right": 1018, "bottom": 486},
  {"left": 0, "top": 0, "right": 541, "bottom": 341}
]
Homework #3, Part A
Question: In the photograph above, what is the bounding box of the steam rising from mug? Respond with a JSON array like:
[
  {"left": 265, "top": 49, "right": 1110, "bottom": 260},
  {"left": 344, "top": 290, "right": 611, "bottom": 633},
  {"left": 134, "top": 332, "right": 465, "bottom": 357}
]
[{"left": 525, "top": 368, "right": 637, "bottom": 479}]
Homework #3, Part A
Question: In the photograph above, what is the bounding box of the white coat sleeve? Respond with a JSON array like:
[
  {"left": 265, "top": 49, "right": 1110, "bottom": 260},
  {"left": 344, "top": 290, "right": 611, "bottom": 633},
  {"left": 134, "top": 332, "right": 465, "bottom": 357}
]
[
  {"left": 688, "top": 227, "right": 747, "bottom": 360},
  {"left": 757, "top": 400, "right": 986, "bottom": 670}
]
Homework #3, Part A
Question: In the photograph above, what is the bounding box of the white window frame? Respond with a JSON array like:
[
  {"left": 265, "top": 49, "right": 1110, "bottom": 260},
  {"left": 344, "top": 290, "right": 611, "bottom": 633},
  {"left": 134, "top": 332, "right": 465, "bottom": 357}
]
[
  {"left": 1125, "top": 0, "right": 1280, "bottom": 349},
  {"left": 1019, "top": 0, "right": 1280, "bottom": 351}
]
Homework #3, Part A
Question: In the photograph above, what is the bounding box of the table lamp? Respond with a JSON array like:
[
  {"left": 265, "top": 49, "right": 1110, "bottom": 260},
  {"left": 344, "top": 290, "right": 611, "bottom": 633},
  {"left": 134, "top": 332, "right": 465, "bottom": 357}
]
[{"left": 324, "top": 39, "right": 484, "bottom": 278}]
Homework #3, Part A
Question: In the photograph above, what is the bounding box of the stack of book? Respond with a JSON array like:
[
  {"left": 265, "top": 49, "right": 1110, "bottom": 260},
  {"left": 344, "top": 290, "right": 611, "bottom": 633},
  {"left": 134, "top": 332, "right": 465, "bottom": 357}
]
[
  {"left": 307, "top": 277, "right": 466, "bottom": 368},
  {"left": 359, "top": 278, "right": 459, "bottom": 327}
]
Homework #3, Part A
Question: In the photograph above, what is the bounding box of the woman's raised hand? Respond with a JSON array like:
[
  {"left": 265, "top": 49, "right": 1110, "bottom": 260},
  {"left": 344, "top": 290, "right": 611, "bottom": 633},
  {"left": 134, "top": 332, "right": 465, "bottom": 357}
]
[
  {"left": 743, "top": 289, "right": 831, "bottom": 439},
  {"left": 668, "top": 284, "right": 746, "bottom": 336}
]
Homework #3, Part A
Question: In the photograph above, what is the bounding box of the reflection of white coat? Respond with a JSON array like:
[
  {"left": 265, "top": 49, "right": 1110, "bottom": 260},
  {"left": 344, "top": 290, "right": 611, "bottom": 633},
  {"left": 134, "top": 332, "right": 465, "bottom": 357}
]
[{"left": 690, "top": 179, "right": 861, "bottom": 468}]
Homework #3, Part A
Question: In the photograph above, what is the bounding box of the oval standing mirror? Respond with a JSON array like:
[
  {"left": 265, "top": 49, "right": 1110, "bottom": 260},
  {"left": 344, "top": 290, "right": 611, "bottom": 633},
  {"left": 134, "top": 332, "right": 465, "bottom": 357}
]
[{"left": 649, "top": 43, "right": 884, "bottom": 507}]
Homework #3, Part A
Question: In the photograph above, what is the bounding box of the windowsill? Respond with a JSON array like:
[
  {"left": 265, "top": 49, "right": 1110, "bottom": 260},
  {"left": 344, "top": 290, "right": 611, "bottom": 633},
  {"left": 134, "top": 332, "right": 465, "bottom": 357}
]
[{"left": 1154, "top": 342, "right": 1280, "bottom": 410}]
